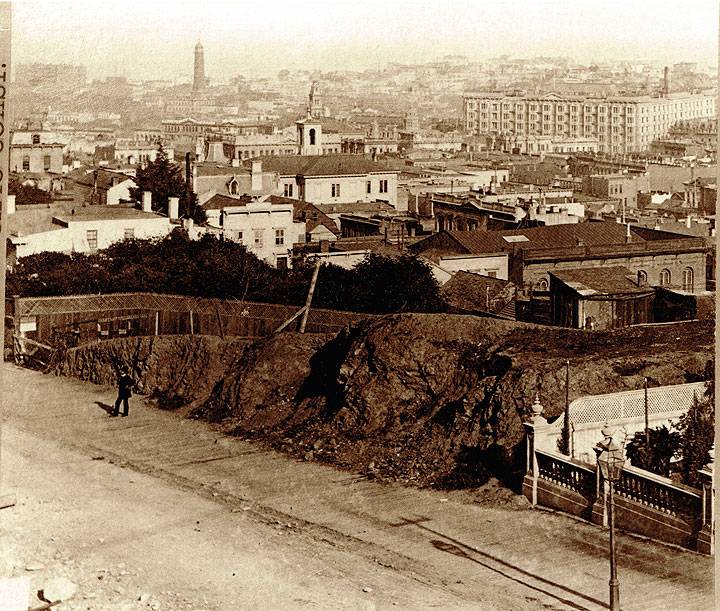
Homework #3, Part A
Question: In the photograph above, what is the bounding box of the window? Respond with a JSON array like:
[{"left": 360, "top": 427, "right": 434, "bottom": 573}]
[
  {"left": 283, "top": 183, "right": 294, "bottom": 197},
  {"left": 276, "top": 256, "right": 288, "bottom": 270},
  {"left": 31, "top": 134, "right": 40, "bottom": 145},
  {"left": 682, "top": 267, "right": 694, "bottom": 292},
  {"left": 22, "top": 155, "right": 30, "bottom": 171},
  {"left": 637, "top": 270, "right": 647, "bottom": 286},
  {"left": 86, "top": 230, "right": 98, "bottom": 251},
  {"left": 253, "top": 229, "right": 263, "bottom": 248},
  {"left": 43, "top": 155, "right": 51, "bottom": 171},
  {"left": 309, "top": 128, "right": 316, "bottom": 145},
  {"left": 123, "top": 228, "right": 135, "bottom": 240},
  {"left": 536, "top": 278, "right": 549, "bottom": 291},
  {"left": 331, "top": 183, "right": 340, "bottom": 197},
  {"left": 366, "top": 180, "right": 372, "bottom": 194},
  {"left": 275, "top": 229, "right": 285, "bottom": 245},
  {"left": 379, "top": 179, "right": 388, "bottom": 193},
  {"left": 659, "top": 269, "right": 671, "bottom": 286}
]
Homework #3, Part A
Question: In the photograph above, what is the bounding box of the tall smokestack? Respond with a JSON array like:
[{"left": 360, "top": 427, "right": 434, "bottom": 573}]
[{"left": 663, "top": 66, "right": 670, "bottom": 96}]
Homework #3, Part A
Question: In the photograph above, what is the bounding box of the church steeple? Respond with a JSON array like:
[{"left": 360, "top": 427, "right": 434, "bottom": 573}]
[{"left": 307, "top": 81, "right": 322, "bottom": 119}]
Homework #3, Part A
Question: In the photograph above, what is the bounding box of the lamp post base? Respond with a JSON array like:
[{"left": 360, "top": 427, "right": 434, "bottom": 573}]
[{"left": 609, "top": 578, "right": 620, "bottom": 611}]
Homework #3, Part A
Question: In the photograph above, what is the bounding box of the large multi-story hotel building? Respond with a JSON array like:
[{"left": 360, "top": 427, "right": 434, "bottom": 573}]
[{"left": 463, "top": 86, "right": 715, "bottom": 155}]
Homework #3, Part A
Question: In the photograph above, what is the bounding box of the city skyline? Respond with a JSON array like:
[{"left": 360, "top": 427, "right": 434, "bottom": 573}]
[{"left": 12, "top": 0, "right": 719, "bottom": 81}]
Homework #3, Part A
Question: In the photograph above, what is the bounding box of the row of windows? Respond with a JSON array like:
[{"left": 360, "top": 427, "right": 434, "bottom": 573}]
[
  {"left": 638, "top": 268, "right": 694, "bottom": 290},
  {"left": 87, "top": 228, "right": 136, "bottom": 250},
  {"left": 21, "top": 155, "right": 53, "bottom": 171},
  {"left": 229, "top": 229, "right": 286, "bottom": 247},
  {"left": 535, "top": 267, "right": 695, "bottom": 293}
]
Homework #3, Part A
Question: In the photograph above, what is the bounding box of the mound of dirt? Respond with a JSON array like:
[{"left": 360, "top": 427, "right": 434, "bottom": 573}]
[
  {"left": 56, "top": 315, "right": 713, "bottom": 491},
  {"left": 206, "top": 315, "right": 711, "bottom": 489}
]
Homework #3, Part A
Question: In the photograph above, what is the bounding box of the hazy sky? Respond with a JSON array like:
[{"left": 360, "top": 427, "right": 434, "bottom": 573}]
[{"left": 10, "top": 0, "right": 719, "bottom": 81}]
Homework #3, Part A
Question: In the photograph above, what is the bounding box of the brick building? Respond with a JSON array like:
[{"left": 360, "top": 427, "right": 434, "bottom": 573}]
[{"left": 410, "top": 222, "right": 708, "bottom": 294}]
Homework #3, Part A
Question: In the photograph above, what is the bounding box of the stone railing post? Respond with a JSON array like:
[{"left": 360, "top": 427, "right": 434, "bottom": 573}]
[
  {"left": 697, "top": 447, "right": 714, "bottom": 555},
  {"left": 522, "top": 394, "right": 550, "bottom": 508}
]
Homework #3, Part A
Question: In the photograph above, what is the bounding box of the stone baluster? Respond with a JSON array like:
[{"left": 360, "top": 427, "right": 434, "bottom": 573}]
[{"left": 697, "top": 445, "right": 714, "bottom": 555}]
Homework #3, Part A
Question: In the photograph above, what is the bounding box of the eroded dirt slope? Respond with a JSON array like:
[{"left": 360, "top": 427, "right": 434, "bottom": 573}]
[{"left": 56, "top": 315, "right": 712, "bottom": 488}]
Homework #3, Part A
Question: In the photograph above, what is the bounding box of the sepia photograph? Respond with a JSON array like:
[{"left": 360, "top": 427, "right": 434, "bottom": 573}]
[{"left": 0, "top": 0, "right": 717, "bottom": 609}]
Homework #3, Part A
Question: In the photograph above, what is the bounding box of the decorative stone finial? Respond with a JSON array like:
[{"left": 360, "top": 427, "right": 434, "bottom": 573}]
[{"left": 527, "top": 393, "right": 547, "bottom": 426}]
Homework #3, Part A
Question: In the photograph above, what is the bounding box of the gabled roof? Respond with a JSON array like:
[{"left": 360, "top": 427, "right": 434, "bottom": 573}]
[
  {"left": 244, "top": 155, "right": 397, "bottom": 177},
  {"left": 196, "top": 163, "right": 251, "bottom": 177},
  {"left": 203, "top": 193, "right": 249, "bottom": 210},
  {"left": 72, "top": 169, "right": 135, "bottom": 190},
  {"left": 291, "top": 199, "right": 340, "bottom": 235},
  {"left": 550, "top": 267, "right": 654, "bottom": 297}
]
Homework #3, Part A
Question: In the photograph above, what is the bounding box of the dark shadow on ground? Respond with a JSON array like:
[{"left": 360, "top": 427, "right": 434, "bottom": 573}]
[
  {"left": 390, "top": 515, "right": 607, "bottom": 610},
  {"left": 95, "top": 401, "right": 115, "bottom": 416}
]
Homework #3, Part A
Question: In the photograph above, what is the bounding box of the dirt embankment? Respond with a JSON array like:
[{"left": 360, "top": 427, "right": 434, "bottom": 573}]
[{"left": 57, "top": 316, "right": 713, "bottom": 489}]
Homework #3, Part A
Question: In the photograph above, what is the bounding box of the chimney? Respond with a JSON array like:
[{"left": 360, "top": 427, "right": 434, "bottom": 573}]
[
  {"left": 168, "top": 196, "right": 179, "bottom": 220},
  {"left": 6, "top": 194, "right": 15, "bottom": 215},
  {"left": 251, "top": 161, "right": 262, "bottom": 191},
  {"left": 142, "top": 191, "right": 152, "bottom": 212},
  {"left": 625, "top": 223, "right": 632, "bottom": 242},
  {"left": 663, "top": 66, "right": 670, "bottom": 95},
  {"left": 231, "top": 157, "right": 240, "bottom": 167},
  {"left": 685, "top": 216, "right": 692, "bottom": 229}
]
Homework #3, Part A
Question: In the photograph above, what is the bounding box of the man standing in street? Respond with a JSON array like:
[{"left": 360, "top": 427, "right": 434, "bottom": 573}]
[{"left": 113, "top": 367, "right": 134, "bottom": 417}]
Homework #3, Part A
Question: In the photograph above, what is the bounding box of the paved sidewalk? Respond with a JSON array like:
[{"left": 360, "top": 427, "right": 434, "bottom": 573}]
[{"left": 3, "top": 364, "right": 715, "bottom": 610}]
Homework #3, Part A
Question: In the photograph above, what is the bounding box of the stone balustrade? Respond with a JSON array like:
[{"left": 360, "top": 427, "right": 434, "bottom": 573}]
[{"left": 523, "top": 395, "right": 713, "bottom": 554}]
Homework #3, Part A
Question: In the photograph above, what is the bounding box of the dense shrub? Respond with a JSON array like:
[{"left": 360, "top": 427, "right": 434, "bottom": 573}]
[{"left": 7, "top": 232, "right": 447, "bottom": 315}]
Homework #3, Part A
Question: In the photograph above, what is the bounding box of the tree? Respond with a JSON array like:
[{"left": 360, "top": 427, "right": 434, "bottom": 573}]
[
  {"left": 341, "top": 253, "right": 447, "bottom": 314},
  {"left": 676, "top": 381, "right": 714, "bottom": 488},
  {"left": 129, "top": 145, "right": 206, "bottom": 223},
  {"left": 625, "top": 425, "right": 680, "bottom": 477}
]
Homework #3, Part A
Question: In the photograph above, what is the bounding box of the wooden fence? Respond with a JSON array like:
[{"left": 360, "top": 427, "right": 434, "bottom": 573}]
[{"left": 6, "top": 292, "right": 373, "bottom": 349}]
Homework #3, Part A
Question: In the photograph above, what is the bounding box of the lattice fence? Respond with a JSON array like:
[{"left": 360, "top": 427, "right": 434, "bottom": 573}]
[
  {"left": 551, "top": 382, "right": 707, "bottom": 429},
  {"left": 7, "top": 292, "right": 374, "bottom": 348}
]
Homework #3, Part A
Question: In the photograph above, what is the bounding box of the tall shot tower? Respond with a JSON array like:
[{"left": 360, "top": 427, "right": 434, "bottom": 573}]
[{"left": 193, "top": 40, "right": 205, "bottom": 93}]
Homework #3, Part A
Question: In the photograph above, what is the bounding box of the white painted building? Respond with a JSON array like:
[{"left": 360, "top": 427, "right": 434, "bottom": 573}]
[
  {"left": 203, "top": 193, "right": 305, "bottom": 268},
  {"left": 256, "top": 155, "right": 399, "bottom": 209},
  {"left": 8, "top": 203, "right": 173, "bottom": 261}
]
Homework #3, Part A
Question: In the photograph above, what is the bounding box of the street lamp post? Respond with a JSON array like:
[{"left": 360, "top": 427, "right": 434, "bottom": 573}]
[{"left": 596, "top": 425, "right": 625, "bottom": 611}]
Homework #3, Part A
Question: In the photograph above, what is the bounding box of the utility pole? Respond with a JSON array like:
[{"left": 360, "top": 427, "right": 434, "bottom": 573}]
[{"left": 564, "top": 359, "right": 572, "bottom": 456}]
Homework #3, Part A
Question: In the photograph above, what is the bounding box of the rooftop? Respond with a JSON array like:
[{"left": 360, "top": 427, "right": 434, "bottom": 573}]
[
  {"left": 550, "top": 267, "right": 654, "bottom": 297},
  {"left": 412, "top": 221, "right": 702, "bottom": 258},
  {"left": 244, "top": 155, "right": 397, "bottom": 177}
]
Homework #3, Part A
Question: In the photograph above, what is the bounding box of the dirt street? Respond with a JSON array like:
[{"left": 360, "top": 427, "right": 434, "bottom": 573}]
[{"left": 0, "top": 363, "right": 714, "bottom": 610}]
